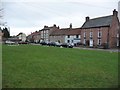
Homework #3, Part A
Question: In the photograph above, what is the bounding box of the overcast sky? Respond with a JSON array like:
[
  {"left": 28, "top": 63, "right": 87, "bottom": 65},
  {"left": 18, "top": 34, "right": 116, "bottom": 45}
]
[{"left": 1, "top": 0, "right": 120, "bottom": 36}]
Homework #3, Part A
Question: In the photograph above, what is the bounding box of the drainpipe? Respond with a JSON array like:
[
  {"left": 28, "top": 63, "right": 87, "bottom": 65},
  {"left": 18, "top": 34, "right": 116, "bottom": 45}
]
[{"left": 107, "top": 27, "right": 110, "bottom": 48}]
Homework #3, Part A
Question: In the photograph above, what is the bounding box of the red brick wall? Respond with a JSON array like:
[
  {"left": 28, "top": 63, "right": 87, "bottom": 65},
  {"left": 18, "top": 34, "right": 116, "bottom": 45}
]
[
  {"left": 81, "top": 15, "right": 120, "bottom": 48},
  {"left": 81, "top": 27, "right": 109, "bottom": 47},
  {"left": 109, "top": 15, "right": 120, "bottom": 48}
]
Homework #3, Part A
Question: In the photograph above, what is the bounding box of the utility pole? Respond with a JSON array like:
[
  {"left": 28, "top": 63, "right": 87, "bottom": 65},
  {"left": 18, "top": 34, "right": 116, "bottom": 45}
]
[
  {"left": 0, "top": 0, "right": 7, "bottom": 27},
  {"left": 0, "top": 8, "right": 4, "bottom": 26},
  {"left": 0, "top": 0, "right": 4, "bottom": 27}
]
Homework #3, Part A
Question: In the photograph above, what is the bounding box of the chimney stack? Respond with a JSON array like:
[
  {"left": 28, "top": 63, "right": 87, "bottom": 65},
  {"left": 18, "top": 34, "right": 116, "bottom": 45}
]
[
  {"left": 70, "top": 23, "right": 72, "bottom": 29},
  {"left": 58, "top": 26, "right": 59, "bottom": 29},
  {"left": 44, "top": 25, "right": 48, "bottom": 28},
  {"left": 86, "top": 16, "right": 90, "bottom": 22},
  {"left": 113, "top": 9, "right": 118, "bottom": 17},
  {"left": 53, "top": 24, "right": 56, "bottom": 27}
]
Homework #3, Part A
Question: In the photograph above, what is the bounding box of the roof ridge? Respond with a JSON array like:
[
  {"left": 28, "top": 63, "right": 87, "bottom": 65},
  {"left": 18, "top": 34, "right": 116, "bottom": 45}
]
[
  {"left": 90, "top": 15, "right": 112, "bottom": 20},
  {"left": 81, "top": 15, "right": 113, "bottom": 28}
]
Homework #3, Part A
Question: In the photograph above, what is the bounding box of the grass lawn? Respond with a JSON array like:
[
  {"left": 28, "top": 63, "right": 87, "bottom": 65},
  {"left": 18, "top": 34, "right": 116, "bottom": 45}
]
[{"left": 2, "top": 45, "right": 118, "bottom": 88}]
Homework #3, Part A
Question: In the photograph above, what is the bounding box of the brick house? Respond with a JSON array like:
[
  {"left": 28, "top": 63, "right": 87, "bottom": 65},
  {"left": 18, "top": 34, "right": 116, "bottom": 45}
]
[
  {"left": 33, "top": 31, "right": 41, "bottom": 43},
  {"left": 50, "top": 24, "right": 81, "bottom": 45},
  {"left": 27, "top": 31, "right": 41, "bottom": 43},
  {"left": 40, "top": 24, "right": 59, "bottom": 43},
  {"left": 81, "top": 9, "right": 120, "bottom": 48},
  {"left": 49, "top": 27, "right": 68, "bottom": 43}
]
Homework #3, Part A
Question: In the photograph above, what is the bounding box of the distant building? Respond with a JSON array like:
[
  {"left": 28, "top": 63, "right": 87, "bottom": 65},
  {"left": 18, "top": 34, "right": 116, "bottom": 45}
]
[
  {"left": 26, "top": 9, "right": 119, "bottom": 49},
  {"left": 27, "top": 31, "right": 41, "bottom": 43},
  {"left": 50, "top": 24, "right": 81, "bottom": 45},
  {"left": 40, "top": 24, "right": 59, "bottom": 42},
  {"left": 81, "top": 9, "right": 120, "bottom": 48},
  {"left": 17, "top": 32, "right": 26, "bottom": 42}
]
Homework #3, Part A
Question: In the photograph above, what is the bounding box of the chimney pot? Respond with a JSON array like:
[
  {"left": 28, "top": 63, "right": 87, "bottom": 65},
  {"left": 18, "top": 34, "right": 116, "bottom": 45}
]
[
  {"left": 113, "top": 9, "right": 118, "bottom": 16},
  {"left": 86, "top": 16, "right": 90, "bottom": 22},
  {"left": 70, "top": 23, "right": 72, "bottom": 29},
  {"left": 53, "top": 24, "right": 56, "bottom": 27}
]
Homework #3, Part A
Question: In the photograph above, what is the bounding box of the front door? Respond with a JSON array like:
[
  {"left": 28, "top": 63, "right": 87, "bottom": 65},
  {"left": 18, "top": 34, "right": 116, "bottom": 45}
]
[{"left": 90, "top": 39, "right": 93, "bottom": 47}]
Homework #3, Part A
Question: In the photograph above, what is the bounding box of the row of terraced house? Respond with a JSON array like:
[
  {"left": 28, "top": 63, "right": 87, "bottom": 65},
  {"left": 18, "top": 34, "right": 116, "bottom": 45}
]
[{"left": 27, "top": 9, "right": 120, "bottom": 48}]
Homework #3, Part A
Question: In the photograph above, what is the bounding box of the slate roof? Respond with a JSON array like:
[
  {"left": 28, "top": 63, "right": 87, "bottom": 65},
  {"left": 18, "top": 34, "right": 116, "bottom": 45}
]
[
  {"left": 81, "top": 15, "right": 113, "bottom": 29},
  {"left": 50, "top": 28, "right": 81, "bottom": 36},
  {"left": 28, "top": 31, "right": 41, "bottom": 37},
  {"left": 67, "top": 28, "right": 81, "bottom": 35},
  {"left": 50, "top": 28, "right": 69, "bottom": 36}
]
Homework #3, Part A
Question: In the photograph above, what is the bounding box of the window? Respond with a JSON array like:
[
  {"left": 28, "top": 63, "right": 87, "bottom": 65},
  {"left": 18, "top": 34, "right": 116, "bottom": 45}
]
[
  {"left": 46, "top": 30, "right": 48, "bottom": 34},
  {"left": 76, "top": 35, "right": 79, "bottom": 38},
  {"left": 97, "top": 39, "right": 101, "bottom": 45},
  {"left": 117, "top": 38, "right": 119, "bottom": 46},
  {"left": 72, "top": 40, "right": 73, "bottom": 43},
  {"left": 68, "top": 35, "right": 70, "bottom": 38},
  {"left": 90, "top": 31, "right": 93, "bottom": 38},
  {"left": 117, "top": 34, "right": 119, "bottom": 38},
  {"left": 67, "top": 40, "right": 70, "bottom": 43},
  {"left": 84, "top": 32, "right": 86, "bottom": 38},
  {"left": 83, "top": 39, "right": 86, "bottom": 45},
  {"left": 98, "top": 31, "right": 102, "bottom": 38}
]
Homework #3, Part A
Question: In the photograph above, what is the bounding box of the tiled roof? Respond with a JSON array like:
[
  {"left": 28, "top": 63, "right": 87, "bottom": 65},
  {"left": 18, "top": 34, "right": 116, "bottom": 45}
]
[
  {"left": 81, "top": 15, "right": 113, "bottom": 29},
  {"left": 28, "top": 32, "right": 40, "bottom": 36},
  {"left": 40, "top": 26, "right": 55, "bottom": 31},
  {"left": 50, "top": 29, "right": 68, "bottom": 36},
  {"left": 67, "top": 28, "right": 81, "bottom": 35},
  {"left": 50, "top": 28, "right": 81, "bottom": 36}
]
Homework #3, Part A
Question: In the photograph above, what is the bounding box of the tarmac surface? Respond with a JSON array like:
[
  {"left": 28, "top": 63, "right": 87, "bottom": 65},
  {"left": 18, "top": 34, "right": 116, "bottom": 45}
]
[{"left": 74, "top": 47, "right": 120, "bottom": 52}]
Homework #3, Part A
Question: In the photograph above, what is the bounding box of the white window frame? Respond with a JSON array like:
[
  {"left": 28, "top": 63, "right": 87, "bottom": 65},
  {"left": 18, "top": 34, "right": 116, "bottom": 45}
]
[
  {"left": 117, "top": 33, "right": 119, "bottom": 38},
  {"left": 90, "top": 31, "right": 93, "bottom": 38},
  {"left": 83, "top": 38, "right": 86, "bottom": 45},
  {"left": 84, "top": 32, "right": 86, "bottom": 38},
  {"left": 98, "top": 31, "right": 102, "bottom": 38},
  {"left": 97, "top": 39, "right": 101, "bottom": 45}
]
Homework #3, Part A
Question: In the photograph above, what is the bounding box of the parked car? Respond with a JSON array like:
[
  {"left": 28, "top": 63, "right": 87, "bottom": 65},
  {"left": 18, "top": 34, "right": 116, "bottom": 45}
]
[
  {"left": 61, "top": 43, "right": 73, "bottom": 48},
  {"left": 5, "top": 40, "right": 16, "bottom": 45},
  {"left": 18, "top": 41, "right": 28, "bottom": 44},
  {"left": 47, "top": 42, "right": 61, "bottom": 47},
  {"left": 55, "top": 42, "right": 61, "bottom": 47},
  {"left": 40, "top": 41, "right": 47, "bottom": 45},
  {"left": 47, "top": 42, "right": 56, "bottom": 46}
]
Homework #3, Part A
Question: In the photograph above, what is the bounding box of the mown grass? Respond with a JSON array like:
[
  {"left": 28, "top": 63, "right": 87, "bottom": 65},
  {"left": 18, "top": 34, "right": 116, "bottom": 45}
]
[{"left": 2, "top": 45, "right": 118, "bottom": 88}]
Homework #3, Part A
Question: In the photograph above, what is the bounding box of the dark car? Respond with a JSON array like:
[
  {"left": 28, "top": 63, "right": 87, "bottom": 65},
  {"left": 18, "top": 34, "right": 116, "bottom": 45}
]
[
  {"left": 48, "top": 42, "right": 61, "bottom": 47},
  {"left": 61, "top": 43, "right": 73, "bottom": 48},
  {"left": 18, "top": 41, "right": 28, "bottom": 44},
  {"left": 40, "top": 41, "right": 47, "bottom": 45},
  {"left": 47, "top": 42, "right": 56, "bottom": 46}
]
